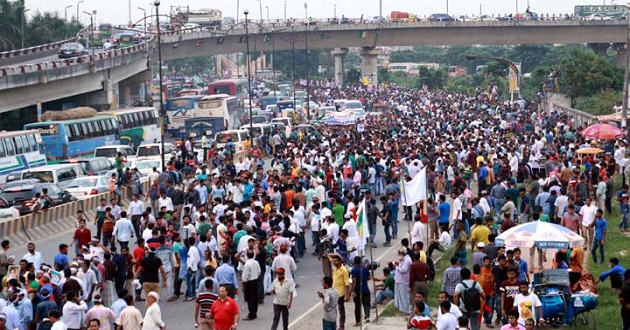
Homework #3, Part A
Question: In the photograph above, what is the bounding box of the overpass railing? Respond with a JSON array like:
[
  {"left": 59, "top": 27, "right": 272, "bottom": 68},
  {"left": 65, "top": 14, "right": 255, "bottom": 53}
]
[
  {"left": 0, "top": 37, "right": 155, "bottom": 89},
  {"left": 0, "top": 26, "right": 92, "bottom": 65},
  {"left": 550, "top": 102, "right": 599, "bottom": 127}
]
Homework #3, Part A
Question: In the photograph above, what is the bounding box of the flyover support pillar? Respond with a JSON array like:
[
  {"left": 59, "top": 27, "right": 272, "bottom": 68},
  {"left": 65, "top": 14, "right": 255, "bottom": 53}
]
[
  {"left": 614, "top": 43, "right": 627, "bottom": 69},
  {"left": 331, "top": 47, "right": 348, "bottom": 86},
  {"left": 360, "top": 47, "right": 380, "bottom": 87}
]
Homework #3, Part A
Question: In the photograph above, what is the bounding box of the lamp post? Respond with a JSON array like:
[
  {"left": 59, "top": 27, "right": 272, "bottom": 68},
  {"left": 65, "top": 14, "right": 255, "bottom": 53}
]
[
  {"left": 465, "top": 53, "right": 521, "bottom": 100},
  {"left": 334, "top": 4, "right": 337, "bottom": 18},
  {"left": 138, "top": 7, "right": 147, "bottom": 38},
  {"left": 305, "top": 3, "right": 310, "bottom": 120},
  {"left": 621, "top": 3, "right": 630, "bottom": 137},
  {"left": 154, "top": 0, "right": 166, "bottom": 169},
  {"left": 76, "top": 0, "right": 83, "bottom": 22},
  {"left": 244, "top": 10, "right": 254, "bottom": 146},
  {"left": 284, "top": 1, "right": 287, "bottom": 20},
  {"left": 291, "top": 22, "right": 296, "bottom": 112},
  {"left": 21, "top": 8, "right": 30, "bottom": 49},
  {"left": 266, "top": 6, "right": 269, "bottom": 21},
  {"left": 82, "top": 10, "right": 94, "bottom": 55},
  {"left": 65, "top": 5, "right": 73, "bottom": 22}
]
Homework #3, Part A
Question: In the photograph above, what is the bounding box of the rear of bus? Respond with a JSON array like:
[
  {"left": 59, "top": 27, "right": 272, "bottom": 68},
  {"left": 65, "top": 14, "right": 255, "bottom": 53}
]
[
  {"left": 165, "top": 97, "right": 200, "bottom": 137},
  {"left": 23, "top": 122, "right": 66, "bottom": 160}
]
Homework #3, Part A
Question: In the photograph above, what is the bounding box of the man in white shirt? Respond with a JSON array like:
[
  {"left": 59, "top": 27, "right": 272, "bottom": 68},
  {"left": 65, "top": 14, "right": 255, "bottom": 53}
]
[
  {"left": 411, "top": 214, "right": 425, "bottom": 246},
  {"left": 513, "top": 282, "right": 543, "bottom": 326},
  {"left": 112, "top": 212, "right": 135, "bottom": 250},
  {"left": 127, "top": 194, "right": 145, "bottom": 238},
  {"left": 579, "top": 197, "right": 598, "bottom": 253},
  {"left": 436, "top": 300, "right": 460, "bottom": 330},
  {"left": 186, "top": 237, "right": 200, "bottom": 300},
  {"left": 22, "top": 242, "right": 43, "bottom": 270},
  {"left": 62, "top": 291, "right": 88, "bottom": 329},
  {"left": 157, "top": 192, "right": 173, "bottom": 212},
  {"left": 242, "top": 250, "right": 262, "bottom": 320}
]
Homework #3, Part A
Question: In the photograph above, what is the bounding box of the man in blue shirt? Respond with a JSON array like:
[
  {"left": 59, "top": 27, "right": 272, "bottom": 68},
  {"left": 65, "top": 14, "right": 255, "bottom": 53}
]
[
  {"left": 53, "top": 244, "right": 69, "bottom": 270},
  {"left": 599, "top": 257, "right": 625, "bottom": 289},
  {"left": 437, "top": 195, "right": 451, "bottom": 229},
  {"left": 215, "top": 255, "right": 239, "bottom": 298},
  {"left": 350, "top": 256, "right": 370, "bottom": 326},
  {"left": 591, "top": 209, "right": 608, "bottom": 264}
]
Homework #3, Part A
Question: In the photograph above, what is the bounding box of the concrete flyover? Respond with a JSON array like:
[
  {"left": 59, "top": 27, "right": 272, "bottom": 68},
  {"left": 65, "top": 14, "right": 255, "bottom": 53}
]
[
  {"left": 0, "top": 27, "right": 91, "bottom": 67},
  {"left": 159, "top": 20, "right": 627, "bottom": 60},
  {"left": 0, "top": 39, "right": 155, "bottom": 113}
]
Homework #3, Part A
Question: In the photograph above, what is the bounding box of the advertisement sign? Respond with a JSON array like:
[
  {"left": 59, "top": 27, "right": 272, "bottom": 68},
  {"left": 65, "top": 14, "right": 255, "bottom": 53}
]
[{"left": 326, "top": 110, "right": 356, "bottom": 125}]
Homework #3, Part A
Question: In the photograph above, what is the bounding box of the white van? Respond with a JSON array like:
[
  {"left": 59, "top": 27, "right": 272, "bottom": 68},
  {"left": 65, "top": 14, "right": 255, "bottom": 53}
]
[
  {"left": 94, "top": 145, "right": 136, "bottom": 164},
  {"left": 271, "top": 117, "right": 293, "bottom": 135},
  {"left": 241, "top": 123, "right": 274, "bottom": 138},
  {"left": 135, "top": 143, "right": 176, "bottom": 162},
  {"left": 214, "top": 129, "right": 249, "bottom": 153},
  {"left": 20, "top": 164, "right": 87, "bottom": 190}
]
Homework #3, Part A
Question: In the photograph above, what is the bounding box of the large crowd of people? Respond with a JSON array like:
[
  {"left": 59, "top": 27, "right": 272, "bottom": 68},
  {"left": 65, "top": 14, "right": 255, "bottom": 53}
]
[{"left": 0, "top": 83, "right": 628, "bottom": 330}]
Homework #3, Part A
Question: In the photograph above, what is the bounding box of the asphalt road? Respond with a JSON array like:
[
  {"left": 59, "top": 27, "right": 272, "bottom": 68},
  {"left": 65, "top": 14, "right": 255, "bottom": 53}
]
[
  {"left": 10, "top": 208, "right": 409, "bottom": 330},
  {"left": 11, "top": 48, "right": 108, "bottom": 66}
]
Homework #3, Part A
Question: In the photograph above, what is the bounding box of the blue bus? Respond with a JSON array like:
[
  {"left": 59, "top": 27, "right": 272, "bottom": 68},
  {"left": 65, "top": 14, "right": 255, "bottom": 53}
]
[
  {"left": 185, "top": 117, "right": 226, "bottom": 139},
  {"left": 24, "top": 116, "right": 120, "bottom": 160},
  {"left": 165, "top": 95, "right": 204, "bottom": 136},
  {"left": 0, "top": 130, "right": 47, "bottom": 183}
]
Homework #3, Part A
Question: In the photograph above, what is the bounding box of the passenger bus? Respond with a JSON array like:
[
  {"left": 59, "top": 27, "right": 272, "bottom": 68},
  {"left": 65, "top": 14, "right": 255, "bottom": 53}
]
[
  {"left": 101, "top": 107, "right": 160, "bottom": 148},
  {"left": 197, "top": 94, "right": 243, "bottom": 129},
  {"left": 177, "top": 88, "right": 206, "bottom": 97},
  {"left": 24, "top": 117, "right": 120, "bottom": 160},
  {"left": 0, "top": 130, "right": 47, "bottom": 183},
  {"left": 185, "top": 117, "right": 225, "bottom": 139},
  {"left": 99, "top": 23, "right": 113, "bottom": 38},
  {"left": 165, "top": 95, "right": 204, "bottom": 136},
  {"left": 208, "top": 79, "right": 249, "bottom": 102}
]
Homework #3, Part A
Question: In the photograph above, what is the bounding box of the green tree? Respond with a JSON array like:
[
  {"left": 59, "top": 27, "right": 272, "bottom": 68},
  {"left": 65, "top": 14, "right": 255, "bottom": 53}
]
[
  {"left": 575, "top": 89, "right": 622, "bottom": 115},
  {"left": 557, "top": 48, "right": 623, "bottom": 107},
  {"left": 416, "top": 67, "right": 448, "bottom": 90},
  {"left": 0, "top": 0, "right": 25, "bottom": 50},
  {"left": 346, "top": 68, "right": 361, "bottom": 84},
  {"left": 26, "top": 12, "right": 83, "bottom": 46},
  {"left": 165, "top": 57, "right": 215, "bottom": 76}
]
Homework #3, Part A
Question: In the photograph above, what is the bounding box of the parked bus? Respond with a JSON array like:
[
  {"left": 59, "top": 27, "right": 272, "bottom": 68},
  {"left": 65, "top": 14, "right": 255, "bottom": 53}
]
[
  {"left": 177, "top": 88, "right": 206, "bottom": 97},
  {"left": 101, "top": 107, "right": 160, "bottom": 148},
  {"left": 0, "top": 130, "right": 47, "bottom": 183},
  {"left": 165, "top": 95, "right": 204, "bottom": 136},
  {"left": 197, "top": 94, "right": 243, "bottom": 129},
  {"left": 24, "top": 116, "right": 120, "bottom": 160}
]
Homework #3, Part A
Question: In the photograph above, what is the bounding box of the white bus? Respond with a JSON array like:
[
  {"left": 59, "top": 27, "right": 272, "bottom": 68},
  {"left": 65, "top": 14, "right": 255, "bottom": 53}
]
[
  {"left": 187, "top": 8, "right": 222, "bottom": 28},
  {"left": 101, "top": 107, "right": 161, "bottom": 148},
  {"left": 196, "top": 94, "right": 242, "bottom": 130},
  {"left": 0, "top": 130, "right": 47, "bottom": 183}
]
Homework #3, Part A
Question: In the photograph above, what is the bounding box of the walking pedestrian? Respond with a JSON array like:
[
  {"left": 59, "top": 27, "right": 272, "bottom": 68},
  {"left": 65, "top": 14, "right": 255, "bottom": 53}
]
[{"left": 270, "top": 268, "right": 295, "bottom": 330}]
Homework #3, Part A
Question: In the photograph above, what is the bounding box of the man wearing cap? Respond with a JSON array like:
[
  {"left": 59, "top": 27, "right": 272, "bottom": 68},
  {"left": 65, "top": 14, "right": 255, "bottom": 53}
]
[
  {"left": 135, "top": 248, "right": 167, "bottom": 299},
  {"left": 35, "top": 288, "right": 57, "bottom": 325},
  {"left": 1, "top": 291, "right": 20, "bottom": 330},
  {"left": 472, "top": 243, "right": 487, "bottom": 269},
  {"left": 270, "top": 268, "right": 295, "bottom": 330},
  {"left": 0, "top": 313, "right": 8, "bottom": 330},
  {"left": 142, "top": 292, "right": 165, "bottom": 330}
]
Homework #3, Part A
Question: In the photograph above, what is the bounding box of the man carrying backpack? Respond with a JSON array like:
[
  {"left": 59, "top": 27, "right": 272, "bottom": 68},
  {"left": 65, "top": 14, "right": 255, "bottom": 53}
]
[{"left": 454, "top": 267, "right": 485, "bottom": 330}]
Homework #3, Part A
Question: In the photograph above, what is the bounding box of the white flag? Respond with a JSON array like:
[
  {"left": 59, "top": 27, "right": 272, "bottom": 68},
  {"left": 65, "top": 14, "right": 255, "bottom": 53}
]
[{"left": 402, "top": 167, "right": 427, "bottom": 206}]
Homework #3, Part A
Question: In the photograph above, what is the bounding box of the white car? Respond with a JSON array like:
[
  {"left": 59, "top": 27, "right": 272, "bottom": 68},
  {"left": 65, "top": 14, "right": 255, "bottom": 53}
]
[
  {"left": 133, "top": 159, "right": 163, "bottom": 177},
  {"left": 65, "top": 176, "right": 111, "bottom": 200},
  {"left": 0, "top": 197, "right": 19, "bottom": 220}
]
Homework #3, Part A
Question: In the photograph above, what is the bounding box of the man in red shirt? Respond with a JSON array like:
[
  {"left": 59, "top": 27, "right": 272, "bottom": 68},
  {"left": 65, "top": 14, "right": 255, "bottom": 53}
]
[
  {"left": 209, "top": 285, "right": 239, "bottom": 330},
  {"left": 70, "top": 218, "right": 92, "bottom": 257},
  {"left": 132, "top": 238, "right": 146, "bottom": 302}
]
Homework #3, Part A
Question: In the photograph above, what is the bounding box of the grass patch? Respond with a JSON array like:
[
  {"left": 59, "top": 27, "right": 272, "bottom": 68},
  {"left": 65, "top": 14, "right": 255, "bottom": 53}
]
[
  {"left": 427, "top": 248, "right": 455, "bottom": 309},
  {"left": 379, "top": 301, "right": 399, "bottom": 318},
  {"left": 583, "top": 205, "right": 624, "bottom": 329}
]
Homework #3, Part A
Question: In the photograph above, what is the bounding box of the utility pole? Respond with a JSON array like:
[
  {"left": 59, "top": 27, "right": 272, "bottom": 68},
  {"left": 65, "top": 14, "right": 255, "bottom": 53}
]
[
  {"left": 622, "top": 4, "right": 630, "bottom": 137},
  {"left": 21, "top": 8, "right": 30, "bottom": 49},
  {"left": 77, "top": 0, "right": 84, "bottom": 22}
]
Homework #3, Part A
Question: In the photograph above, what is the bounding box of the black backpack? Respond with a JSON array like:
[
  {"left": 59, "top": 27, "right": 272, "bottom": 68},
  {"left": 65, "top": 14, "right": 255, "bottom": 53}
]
[{"left": 459, "top": 280, "right": 481, "bottom": 312}]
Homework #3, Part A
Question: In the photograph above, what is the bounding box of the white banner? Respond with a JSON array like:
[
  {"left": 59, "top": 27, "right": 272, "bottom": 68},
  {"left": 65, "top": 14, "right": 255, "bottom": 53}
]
[
  {"left": 402, "top": 167, "right": 427, "bottom": 206},
  {"left": 325, "top": 110, "right": 356, "bottom": 125}
]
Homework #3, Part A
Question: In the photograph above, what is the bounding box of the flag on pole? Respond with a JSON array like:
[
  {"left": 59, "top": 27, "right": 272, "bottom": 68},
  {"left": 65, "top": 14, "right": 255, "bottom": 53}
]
[
  {"left": 356, "top": 198, "right": 370, "bottom": 254},
  {"left": 401, "top": 167, "right": 428, "bottom": 206}
]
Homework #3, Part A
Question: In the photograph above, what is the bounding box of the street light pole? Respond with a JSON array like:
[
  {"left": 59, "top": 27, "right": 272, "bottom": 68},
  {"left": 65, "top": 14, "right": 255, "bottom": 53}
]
[
  {"left": 621, "top": 4, "right": 630, "bottom": 136},
  {"left": 138, "top": 7, "right": 147, "bottom": 38},
  {"left": 305, "top": 3, "right": 310, "bottom": 121},
  {"left": 65, "top": 5, "right": 73, "bottom": 22},
  {"left": 244, "top": 10, "right": 254, "bottom": 146},
  {"left": 154, "top": 0, "right": 166, "bottom": 170},
  {"left": 266, "top": 6, "right": 269, "bottom": 21},
  {"left": 21, "top": 8, "right": 30, "bottom": 49},
  {"left": 291, "top": 22, "right": 296, "bottom": 112},
  {"left": 76, "top": 0, "right": 83, "bottom": 22},
  {"left": 257, "top": 0, "right": 263, "bottom": 24},
  {"left": 334, "top": 4, "right": 337, "bottom": 18},
  {"left": 284, "top": 1, "right": 287, "bottom": 20},
  {"left": 82, "top": 10, "right": 94, "bottom": 55}
]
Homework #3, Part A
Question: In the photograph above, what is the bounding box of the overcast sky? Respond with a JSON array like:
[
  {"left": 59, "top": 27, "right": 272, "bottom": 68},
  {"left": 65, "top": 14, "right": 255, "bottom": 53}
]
[{"left": 26, "top": 0, "right": 614, "bottom": 25}]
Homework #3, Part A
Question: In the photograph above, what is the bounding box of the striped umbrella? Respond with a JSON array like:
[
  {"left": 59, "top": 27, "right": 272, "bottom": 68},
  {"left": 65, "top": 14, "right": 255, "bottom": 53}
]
[{"left": 496, "top": 221, "right": 585, "bottom": 249}]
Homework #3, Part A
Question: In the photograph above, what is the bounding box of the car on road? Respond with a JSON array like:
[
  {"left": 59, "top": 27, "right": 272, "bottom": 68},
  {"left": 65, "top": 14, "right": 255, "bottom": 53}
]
[
  {"left": 135, "top": 143, "right": 176, "bottom": 162},
  {"left": 1, "top": 182, "right": 76, "bottom": 215},
  {"left": 132, "top": 159, "right": 163, "bottom": 177},
  {"left": 251, "top": 115, "right": 270, "bottom": 124},
  {"left": 0, "top": 197, "right": 19, "bottom": 220},
  {"left": 64, "top": 176, "right": 111, "bottom": 200},
  {"left": 59, "top": 157, "right": 114, "bottom": 176},
  {"left": 94, "top": 145, "right": 137, "bottom": 164},
  {"left": 428, "top": 13, "right": 455, "bottom": 22},
  {"left": 57, "top": 43, "right": 89, "bottom": 59}
]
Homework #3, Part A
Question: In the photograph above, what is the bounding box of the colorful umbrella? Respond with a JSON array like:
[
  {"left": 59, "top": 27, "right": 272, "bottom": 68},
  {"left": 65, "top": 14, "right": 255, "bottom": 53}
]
[
  {"left": 496, "top": 221, "right": 585, "bottom": 249},
  {"left": 576, "top": 147, "right": 604, "bottom": 155},
  {"left": 581, "top": 123, "right": 626, "bottom": 140}
]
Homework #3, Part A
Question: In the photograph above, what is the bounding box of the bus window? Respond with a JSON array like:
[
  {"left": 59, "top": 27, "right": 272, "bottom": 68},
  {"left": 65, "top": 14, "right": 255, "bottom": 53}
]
[
  {"left": 0, "top": 140, "right": 5, "bottom": 157},
  {"left": 141, "top": 111, "right": 149, "bottom": 125},
  {"left": 81, "top": 123, "right": 90, "bottom": 138},
  {"left": 93, "top": 120, "right": 103, "bottom": 136},
  {"left": 131, "top": 112, "right": 140, "bottom": 127},
  {"left": 4, "top": 138, "right": 15, "bottom": 156},
  {"left": 20, "top": 135, "right": 30, "bottom": 153},
  {"left": 27, "top": 134, "right": 37, "bottom": 151},
  {"left": 104, "top": 119, "right": 113, "bottom": 135},
  {"left": 67, "top": 124, "right": 76, "bottom": 142},
  {"left": 13, "top": 136, "right": 23, "bottom": 154},
  {"left": 147, "top": 111, "right": 156, "bottom": 125}
]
